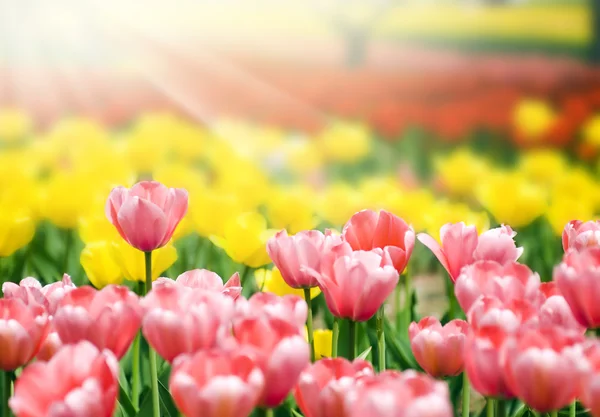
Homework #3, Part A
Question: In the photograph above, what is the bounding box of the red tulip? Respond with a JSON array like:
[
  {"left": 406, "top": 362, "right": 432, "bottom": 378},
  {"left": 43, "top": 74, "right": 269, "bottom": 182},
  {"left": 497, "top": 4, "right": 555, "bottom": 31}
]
[
  {"left": 554, "top": 247, "right": 600, "bottom": 328},
  {"left": 53, "top": 285, "right": 142, "bottom": 359},
  {"left": 349, "top": 370, "right": 453, "bottom": 417},
  {"left": 234, "top": 316, "right": 310, "bottom": 408},
  {"left": 418, "top": 223, "right": 522, "bottom": 282},
  {"left": 455, "top": 261, "right": 541, "bottom": 314},
  {"left": 562, "top": 220, "right": 600, "bottom": 252},
  {"left": 10, "top": 341, "right": 119, "bottom": 417},
  {"left": 294, "top": 358, "right": 374, "bottom": 417},
  {"left": 154, "top": 269, "right": 242, "bottom": 299},
  {"left": 409, "top": 317, "right": 468, "bottom": 377},
  {"left": 170, "top": 349, "right": 264, "bottom": 417},
  {"left": 310, "top": 248, "right": 399, "bottom": 322},
  {"left": 105, "top": 181, "right": 188, "bottom": 252},
  {"left": 464, "top": 326, "right": 514, "bottom": 398},
  {"left": 3, "top": 274, "right": 76, "bottom": 315},
  {"left": 235, "top": 292, "right": 307, "bottom": 329},
  {"left": 267, "top": 229, "right": 327, "bottom": 288},
  {"left": 503, "top": 327, "right": 583, "bottom": 412},
  {"left": 342, "top": 210, "right": 415, "bottom": 274},
  {"left": 0, "top": 298, "right": 50, "bottom": 370},
  {"left": 141, "top": 285, "right": 234, "bottom": 363}
]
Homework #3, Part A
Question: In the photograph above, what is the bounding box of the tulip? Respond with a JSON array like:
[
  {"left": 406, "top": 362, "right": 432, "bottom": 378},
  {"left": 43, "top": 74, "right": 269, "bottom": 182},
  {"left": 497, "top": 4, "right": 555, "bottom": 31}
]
[
  {"left": 105, "top": 181, "right": 188, "bottom": 252},
  {"left": 0, "top": 208, "right": 35, "bottom": 258},
  {"left": 36, "top": 331, "right": 62, "bottom": 362},
  {"left": 464, "top": 326, "right": 514, "bottom": 398},
  {"left": 580, "top": 340, "right": 600, "bottom": 417},
  {"left": 408, "top": 317, "right": 469, "bottom": 377},
  {"left": 554, "top": 247, "right": 600, "bottom": 328},
  {"left": 234, "top": 316, "right": 310, "bottom": 408},
  {"left": 538, "top": 293, "right": 585, "bottom": 334},
  {"left": 210, "top": 211, "right": 276, "bottom": 268},
  {"left": 154, "top": 269, "right": 242, "bottom": 299},
  {"left": 141, "top": 285, "right": 235, "bottom": 363},
  {"left": 313, "top": 329, "right": 333, "bottom": 360},
  {"left": 81, "top": 241, "right": 124, "bottom": 288},
  {"left": 294, "top": 358, "right": 374, "bottom": 417},
  {"left": 10, "top": 341, "right": 118, "bottom": 417},
  {"left": 309, "top": 248, "right": 399, "bottom": 322},
  {"left": 455, "top": 261, "right": 541, "bottom": 314},
  {"left": 342, "top": 209, "right": 415, "bottom": 274},
  {"left": 562, "top": 220, "right": 600, "bottom": 252},
  {"left": 53, "top": 285, "right": 142, "bottom": 359},
  {"left": 502, "top": 327, "right": 583, "bottom": 412},
  {"left": 267, "top": 229, "right": 327, "bottom": 289},
  {"left": 111, "top": 240, "right": 177, "bottom": 283},
  {"left": 417, "top": 223, "right": 523, "bottom": 282},
  {"left": 348, "top": 370, "right": 453, "bottom": 417},
  {"left": 0, "top": 298, "right": 49, "bottom": 370},
  {"left": 266, "top": 186, "right": 318, "bottom": 234},
  {"left": 254, "top": 268, "right": 321, "bottom": 299},
  {"left": 236, "top": 292, "right": 307, "bottom": 330},
  {"left": 467, "top": 296, "right": 538, "bottom": 333},
  {"left": 170, "top": 349, "right": 264, "bottom": 417}
]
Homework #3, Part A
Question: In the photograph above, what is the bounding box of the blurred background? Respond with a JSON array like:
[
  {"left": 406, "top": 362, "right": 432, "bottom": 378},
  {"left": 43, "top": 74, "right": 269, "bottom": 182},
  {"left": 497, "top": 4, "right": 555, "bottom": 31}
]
[{"left": 0, "top": 0, "right": 599, "bottom": 306}]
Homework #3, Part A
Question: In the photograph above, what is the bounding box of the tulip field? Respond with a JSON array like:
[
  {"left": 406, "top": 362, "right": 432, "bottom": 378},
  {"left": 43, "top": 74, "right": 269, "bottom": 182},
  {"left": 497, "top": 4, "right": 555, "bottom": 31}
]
[{"left": 3, "top": 2, "right": 600, "bottom": 415}]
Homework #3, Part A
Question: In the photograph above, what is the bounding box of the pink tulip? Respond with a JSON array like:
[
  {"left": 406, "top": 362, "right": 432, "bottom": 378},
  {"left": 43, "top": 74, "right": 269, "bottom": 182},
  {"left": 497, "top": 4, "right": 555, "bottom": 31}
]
[
  {"left": 464, "top": 326, "right": 514, "bottom": 398},
  {"left": 417, "top": 223, "right": 522, "bottom": 282},
  {"left": 141, "top": 285, "right": 234, "bottom": 363},
  {"left": 267, "top": 229, "right": 327, "bottom": 288},
  {"left": 503, "top": 327, "right": 584, "bottom": 412},
  {"left": 580, "top": 340, "right": 600, "bottom": 417},
  {"left": 3, "top": 274, "right": 75, "bottom": 315},
  {"left": 408, "top": 317, "right": 468, "bottom": 377},
  {"left": 348, "top": 370, "right": 453, "bottom": 417},
  {"left": 154, "top": 269, "right": 242, "bottom": 299},
  {"left": 294, "top": 358, "right": 374, "bottom": 417},
  {"left": 0, "top": 298, "right": 50, "bottom": 370},
  {"left": 53, "top": 285, "right": 142, "bottom": 359},
  {"left": 467, "top": 296, "right": 538, "bottom": 333},
  {"left": 235, "top": 292, "right": 307, "bottom": 329},
  {"left": 342, "top": 209, "right": 415, "bottom": 274},
  {"left": 234, "top": 315, "right": 310, "bottom": 408},
  {"left": 36, "top": 331, "right": 63, "bottom": 362},
  {"left": 105, "top": 181, "right": 188, "bottom": 252},
  {"left": 455, "top": 261, "right": 541, "bottom": 314},
  {"left": 554, "top": 247, "right": 600, "bottom": 328},
  {"left": 538, "top": 294, "right": 586, "bottom": 334},
  {"left": 562, "top": 220, "right": 600, "bottom": 252},
  {"left": 309, "top": 249, "right": 399, "bottom": 322},
  {"left": 170, "top": 349, "right": 264, "bottom": 417},
  {"left": 10, "top": 341, "right": 119, "bottom": 417}
]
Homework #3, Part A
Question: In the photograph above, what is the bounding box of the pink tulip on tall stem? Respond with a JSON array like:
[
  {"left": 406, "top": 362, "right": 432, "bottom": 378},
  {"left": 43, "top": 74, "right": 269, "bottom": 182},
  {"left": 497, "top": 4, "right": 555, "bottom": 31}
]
[{"left": 106, "top": 181, "right": 188, "bottom": 417}]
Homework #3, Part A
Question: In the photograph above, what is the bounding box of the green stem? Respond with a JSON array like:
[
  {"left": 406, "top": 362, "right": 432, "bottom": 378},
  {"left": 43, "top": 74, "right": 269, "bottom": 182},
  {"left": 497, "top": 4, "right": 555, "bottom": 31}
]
[
  {"left": 256, "top": 408, "right": 273, "bottom": 417},
  {"left": 304, "top": 288, "right": 315, "bottom": 362},
  {"left": 240, "top": 265, "right": 256, "bottom": 297},
  {"left": 569, "top": 401, "right": 576, "bottom": 417},
  {"left": 131, "top": 333, "right": 141, "bottom": 407},
  {"left": 404, "top": 271, "right": 412, "bottom": 330},
  {"left": 448, "top": 281, "right": 458, "bottom": 319},
  {"left": 3, "top": 371, "right": 14, "bottom": 417},
  {"left": 395, "top": 281, "right": 402, "bottom": 330},
  {"left": 62, "top": 228, "right": 73, "bottom": 275},
  {"left": 462, "top": 372, "right": 470, "bottom": 417},
  {"left": 376, "top": 308, "right": 385, "bottom": 371},
  {"left": 144, "top": 251, "right": 160, "bottom": 417},
  {"left": 348, "top": 320, "right": 357, "bottom": 360},
  {"left": 486, "top": 398, "right": 494, "bottom": 417},
  {"left": 496, "top": 400, "right": 507, "bottom": 417},
  {"left": 332, "top": 318, "right": 339, "bottom": 358},
  {"left": 550, "top": 411, "right": 558, "bottom": 417}
]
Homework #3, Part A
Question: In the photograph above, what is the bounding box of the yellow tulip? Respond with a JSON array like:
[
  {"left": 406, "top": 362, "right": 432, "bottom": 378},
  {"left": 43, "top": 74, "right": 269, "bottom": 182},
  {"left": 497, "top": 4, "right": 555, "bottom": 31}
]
[
  {"left": 266, "top": 186, "right": 317, "bottom": 234},
  {"left": 111, "top": 240, "right": 178, "bottom": 282},
  {"left": 39, "top": 174, "right": 97, "bottom": 229},
  {"left": 303, "top": 327, "right": 333, "bottom": 359},
  {"left": 284, "top": 138, "right": 324, "bottom": 174},
  {"left": 317, "top": 120, "right": 372, "bottom": 164},
  {"left": 435, "top": 148, "right": 491, "bottom": 198},
  {"left": 0, "top": 208, "right": 35, "bottom": 257},
  {"left": 213, "top": 157, "right": 270, "bottom": 210},
  {"left": 583, "top": 115, "right": 600, "bottom": 148},
  {"left": 0, "top": 108, "right": 32, "bottom": 142},
  {"left": 81, "top": 241, "right": 124, "bottom": 288},
  {"left": 552, "top": 168, "right": 600, "bottom": 211},
  {"left": 317, "top": 183, "right": 364, "bottom": 227},
  {"left": 254, "top": 267, "right": 321, "bottom": 299},
  {"left": 210, "top": 212, "right": 276, "bottom": 268},
  {"left": 546, "top": 193, "right": 595, "bottom": 237},
  {"left": 513, "top": 99, "right": 556, "bottom": 142},
  {"left": 357, "top": 176, "right": 405, "bottom": 212},
  {"left": 189, "top": 189, "right": 244, "bottom": 238},
  {"left": 387, "top": 189, "right": 437, "bottom": 232},
  {"left": 425, "top": 200, "right": 490, "bottom": 240},
  {"left": 518, "top": 149, "right": 568, "bottom": 186},
  {"left": 476, "top": 172, "right": 547, "bottom": 228},
  {"left": 124, "top": 113, "right": 178, "bottom": 174}
]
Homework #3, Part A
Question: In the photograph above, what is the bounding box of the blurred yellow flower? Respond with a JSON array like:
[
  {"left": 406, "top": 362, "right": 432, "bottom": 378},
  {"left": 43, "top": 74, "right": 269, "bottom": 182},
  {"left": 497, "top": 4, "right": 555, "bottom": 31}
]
[
  {"left": 284, "top": 138, "right": 324, "bottom": 174},
  {"left": 213, "top": 157, "right": 270, "bottom": 210},
  {"left": 111, "top": 240, "right": 178, "bottom": 282},
  {"left": 357, "top": 176, "right": 404, "bottom": 212},
  {"left": 210, "top": 212, "right": 276, "bottom": 268},
  {"left": 552, "top": 168, "right": 600, "bottom": 211},
  {"left": 124, "top": 113, "right": 177, "bottom": 174},
  {"left": 39, "top": 174, "right": 98, "bottom": 229},
  {"left": 317, "top": 120, "right": 372, "bottom": 163},
  {"left": 425, "top": 200, "right": 490, "bottom": 239},
  {"left": 0, "top": 208, "right": 35, "bottom": 257},
  {"left": 387, "top": 189, "right": 437, "bottom": 232},
  {"left": 303, "top": 327, "right": 332, "bottom": 359},
  {"left": 78, "top": 212, "right": 121, "bottom": 244},
  {"left": 476, "top": 172, "right": 547, "bottom": 228},
  {"left": 317, "top": 182, "right": 364, "bottom": 227},
  {"left": 266, "top": 186, "right": 317, "bottom": 233},
  {"left": 0, "top": 108, "right": 31, "bottom": 142},
  {"left": 546, "top": 192, "right": 595, "bottom": 237},
  {"left": 583, "top": 115, "right": 600, "bottom": 148},
  {"left": 518, "top": 149, "right": 568, "bottom": 186},
  {"left": 254, "top": 267, "right": 321, "bottom": 299},
  {"left": 189, "top": 188, "right": 243, "bottom": 238},
  {"left": 81, "top": 241, "right": 124, "bottom": 288},
  {"left": 435, "top": 148, "right": 491, "bottom": 198},
  {"left": 513, "top": 99, "right": 556, "bottom": 142}
]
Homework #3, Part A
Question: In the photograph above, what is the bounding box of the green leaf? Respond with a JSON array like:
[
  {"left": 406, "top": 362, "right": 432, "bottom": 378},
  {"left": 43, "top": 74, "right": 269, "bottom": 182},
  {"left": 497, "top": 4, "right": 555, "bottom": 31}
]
[
  {"left": 356, "top": 346, "right": 372, "bottom": 361},
  {"left": 383, "top": 320, "right": 419, "bottom": 369},
  {"left": 118, "top": 382, "right": 138, "bottom": 417},
  {"left": 158, "top": 379, "right": 179, "bottom": 417},
  {"left": 291, "top": 409, "right": 304, "bottom": 417}
]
